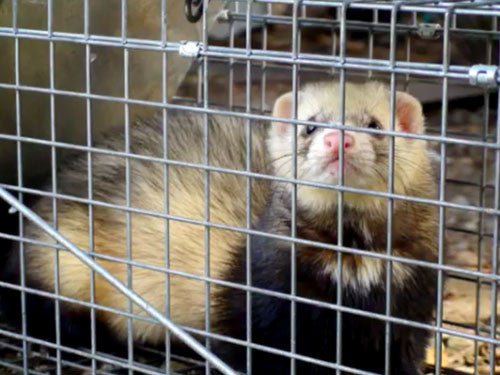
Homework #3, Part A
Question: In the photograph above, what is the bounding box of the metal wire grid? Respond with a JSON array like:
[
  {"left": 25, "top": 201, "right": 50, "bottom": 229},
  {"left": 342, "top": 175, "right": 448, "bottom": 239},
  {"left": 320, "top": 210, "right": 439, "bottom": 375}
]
[{"left": 0, "top": 0, "right": 498, "bottom": 375}]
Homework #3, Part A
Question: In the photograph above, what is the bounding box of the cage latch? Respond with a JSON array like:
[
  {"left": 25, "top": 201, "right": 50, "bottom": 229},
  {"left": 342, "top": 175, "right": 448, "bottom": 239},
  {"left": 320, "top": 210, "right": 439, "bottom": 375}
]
[
  {"left": 179, "top": 41, "right": 203, "bottom": 58},
  {"left": 417, "top": 23, "right": 441, "bottom": 39},
  {"left": 469, "top": 65, "right": 498, "bottom": 88}
]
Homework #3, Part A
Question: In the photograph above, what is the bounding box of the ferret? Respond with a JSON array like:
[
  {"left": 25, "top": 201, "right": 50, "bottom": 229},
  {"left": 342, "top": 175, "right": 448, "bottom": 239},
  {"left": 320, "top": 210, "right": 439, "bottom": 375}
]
[
  {"left": 0, "top": 81, "right": 438, "bottom": 375},
  {"left": 217, "top": 81, "right": 439, "bottom": 374},
  {"left": 0, "top": 113, "right": 271, "bottom": 351}
]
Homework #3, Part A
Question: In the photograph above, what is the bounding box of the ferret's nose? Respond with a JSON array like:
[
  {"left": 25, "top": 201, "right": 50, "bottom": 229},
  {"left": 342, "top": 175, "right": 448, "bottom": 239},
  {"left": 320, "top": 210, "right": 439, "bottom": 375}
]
[{"left": 323, "top": 131, "right": 354, "bottom": 156}]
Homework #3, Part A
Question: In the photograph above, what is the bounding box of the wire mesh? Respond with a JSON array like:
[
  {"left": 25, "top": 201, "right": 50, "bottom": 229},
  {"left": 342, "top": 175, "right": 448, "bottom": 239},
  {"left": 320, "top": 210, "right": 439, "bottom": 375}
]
[{"left": 0, "top": 1, "right": 498, "bottom": 375}]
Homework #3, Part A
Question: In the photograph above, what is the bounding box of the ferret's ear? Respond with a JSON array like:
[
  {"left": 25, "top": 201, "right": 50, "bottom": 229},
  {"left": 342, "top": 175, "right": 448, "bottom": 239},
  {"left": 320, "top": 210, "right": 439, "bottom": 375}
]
[
  {"left": 272, "top": 91, "right": 294, "bottom": 134},
  {"left": 395, "top": 91, "right": 424, "bottom": 134}
]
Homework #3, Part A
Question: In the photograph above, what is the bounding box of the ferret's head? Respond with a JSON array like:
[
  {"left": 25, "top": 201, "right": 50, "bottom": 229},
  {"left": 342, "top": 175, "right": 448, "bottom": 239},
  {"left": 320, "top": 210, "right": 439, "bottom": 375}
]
[{"left": 269, "top": 81, "right": 430, "bottom": 212}]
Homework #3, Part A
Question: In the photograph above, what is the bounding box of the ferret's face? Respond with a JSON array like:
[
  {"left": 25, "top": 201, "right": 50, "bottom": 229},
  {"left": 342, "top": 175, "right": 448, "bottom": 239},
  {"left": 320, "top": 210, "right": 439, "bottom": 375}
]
[{"left": 269, "top": 81, "right": 428, "bottom": 210}]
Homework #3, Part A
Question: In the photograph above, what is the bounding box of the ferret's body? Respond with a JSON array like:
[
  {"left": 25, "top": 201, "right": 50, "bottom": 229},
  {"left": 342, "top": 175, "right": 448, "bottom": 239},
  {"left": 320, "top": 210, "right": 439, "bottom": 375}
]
[
  {"left": 218, "top": 82, "right": 439, "bottom": 374},
  {"left": 1, "top": 81, "right": 438, "bottom": 374},
  {"left": 220, "top": 166, "right": 437, "bottom": 374},
  {"left": 1, "top": 113, "right": 271, "bottom": 347}
]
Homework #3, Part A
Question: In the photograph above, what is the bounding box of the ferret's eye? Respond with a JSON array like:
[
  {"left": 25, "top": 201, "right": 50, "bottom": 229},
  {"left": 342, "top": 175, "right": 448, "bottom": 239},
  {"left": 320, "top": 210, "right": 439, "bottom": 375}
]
[
  {"left": 367, "top": 120, "right": 381, "bottom": 130},
  {"left": 306, "top": 125, "right": 317, "bottom": 135}
]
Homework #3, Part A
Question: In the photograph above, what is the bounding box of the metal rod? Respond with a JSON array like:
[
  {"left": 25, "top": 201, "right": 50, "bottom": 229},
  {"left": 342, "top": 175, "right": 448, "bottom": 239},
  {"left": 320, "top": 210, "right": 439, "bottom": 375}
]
[
  {"left": 245, "top": 1, "right": 254, "bottom": 373},
  {"left": 160, "top": 0, "right": 171, "bottom": 373},
  {"left": 0, "top": 187, "right": 238, "bottom": 375},
  {"left": 0, "top": 89, "right": 499, "bottom": 151},
  {"left": 0, "top": 28, "right": 498, "bottom": 83}
]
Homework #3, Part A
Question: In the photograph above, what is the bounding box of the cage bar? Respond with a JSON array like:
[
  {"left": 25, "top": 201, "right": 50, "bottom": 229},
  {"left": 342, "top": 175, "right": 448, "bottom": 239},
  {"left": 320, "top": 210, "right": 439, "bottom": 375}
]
[{"left": 0, "top": 1, "right": 499, "bottom": 374}]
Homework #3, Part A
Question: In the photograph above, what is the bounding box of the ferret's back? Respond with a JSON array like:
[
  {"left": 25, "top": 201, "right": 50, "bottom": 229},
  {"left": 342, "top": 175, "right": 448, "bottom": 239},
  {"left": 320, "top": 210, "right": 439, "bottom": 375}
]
[{"left": 23, "top": 112, "right": 270, "bottom": 344}]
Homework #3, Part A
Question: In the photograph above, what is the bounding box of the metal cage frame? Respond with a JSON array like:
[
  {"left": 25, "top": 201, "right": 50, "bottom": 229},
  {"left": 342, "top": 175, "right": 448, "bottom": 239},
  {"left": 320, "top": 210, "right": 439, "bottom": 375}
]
[{"left": 0, "top": 1, "right": 499, "bottom": 374}]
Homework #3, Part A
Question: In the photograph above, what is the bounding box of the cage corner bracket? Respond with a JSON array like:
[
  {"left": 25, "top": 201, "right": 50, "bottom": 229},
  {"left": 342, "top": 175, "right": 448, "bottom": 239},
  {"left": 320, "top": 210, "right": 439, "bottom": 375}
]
[
  {"left": 469, "top": 65, "right": 498, "bottom": 89},
  {"left": 417, "top": 23, "right": 441, "bottom": 39},
  {"left": 179, "top": 41, "right": 203, "bottom": 58}
]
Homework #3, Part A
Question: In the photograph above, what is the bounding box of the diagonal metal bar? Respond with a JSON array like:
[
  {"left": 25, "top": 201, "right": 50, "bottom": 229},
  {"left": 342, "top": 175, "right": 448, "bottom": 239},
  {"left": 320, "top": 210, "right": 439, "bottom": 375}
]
[{"left": 0, "top": 186, "right": 237, "bottom": 375}]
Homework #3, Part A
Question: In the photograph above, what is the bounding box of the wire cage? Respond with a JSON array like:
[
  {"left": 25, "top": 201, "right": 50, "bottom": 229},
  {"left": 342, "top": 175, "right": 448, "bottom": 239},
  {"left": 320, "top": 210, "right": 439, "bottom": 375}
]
[{"left": 0, "top": 0, "right": 499, "bottom": 374}]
